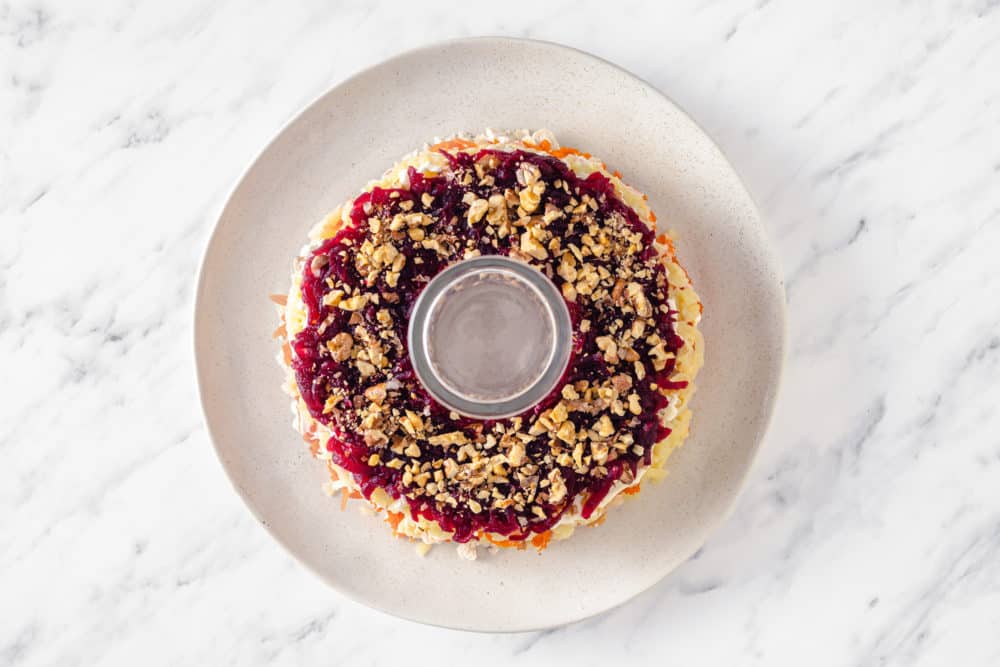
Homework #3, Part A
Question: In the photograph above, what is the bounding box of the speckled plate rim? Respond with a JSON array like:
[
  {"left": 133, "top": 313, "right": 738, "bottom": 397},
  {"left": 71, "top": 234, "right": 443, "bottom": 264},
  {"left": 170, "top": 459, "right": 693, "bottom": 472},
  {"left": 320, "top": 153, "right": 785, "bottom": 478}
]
[{"left": 193, "top": 36, "right": 786, "bottom": 632}]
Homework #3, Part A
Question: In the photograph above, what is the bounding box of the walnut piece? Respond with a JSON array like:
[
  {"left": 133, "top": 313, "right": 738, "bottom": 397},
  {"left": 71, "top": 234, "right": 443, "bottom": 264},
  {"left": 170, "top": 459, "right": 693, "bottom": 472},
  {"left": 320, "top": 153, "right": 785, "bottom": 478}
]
[{"left": 327, "top": 332, "right": 354, "bottom": 361}]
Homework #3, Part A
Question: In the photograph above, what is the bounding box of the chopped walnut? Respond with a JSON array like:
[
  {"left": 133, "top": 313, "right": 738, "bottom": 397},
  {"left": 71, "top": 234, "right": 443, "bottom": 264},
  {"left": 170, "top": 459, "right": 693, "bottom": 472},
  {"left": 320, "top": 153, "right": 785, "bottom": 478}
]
[
  {"left": 608, "top": 280, "right": 626, "bottom": 308},
  {"left": 518, "top": 181, "right": 545, "bottom": 213},
  {"left": 557, "top": 256, "right": 577, "bottom": 283},
  {"left": 356, "top": 359, "right": 376, "bottom": 378},
  {"left": 486, "top": 193, "right": 508, "bottom": 225},
  {"left": 466, "top": 197, "right": 489, "bottom": 224},
  {"left": 364, "top": 429, "right": 388, "bottom": 447},
  {"left": 611, "top": 374, "right": 633, "bottom": 393},
  {"left": 364, "top": 383, "right": 387, "bottom": 405},
  {"left": 427, "top": 431, "right": 468, "bottom": 447},
  {"left": 626, "top": 282, "right": 653, "bottom": 318},
  {"left": 542, "top": 203, "right": 563, "bottom": 224},
  {"left": 556, "top": 421, "right": 577, "bottom": 444},
  {"left": 506, "top": 442, "right": 526, "bottom": 467},
  {"left": 595, "top": 336, "right": 620, "bottom": 364},
  {"left": 400, "top": 410, "right": 424, "bottom": 436},
  {"left": 322, "top": 289, "right": 345, "bottom": 307},
  {"left": 338, "top": 294, "right": 368, "bottom": 311},
  {"left": 547, "top": 468, "right": 568, "bottom": 504},
  {"left": 593, "top": 414, "right": 615, "bottom": 438},
  {"left": 326, "top": 332, "right": 353, "bottom": 361},
  {"left": 520, "top": 230, "right": 549, "bottom": 260},
  {"left": 515, "top": 162, "right": 540, "bottom": 187}
]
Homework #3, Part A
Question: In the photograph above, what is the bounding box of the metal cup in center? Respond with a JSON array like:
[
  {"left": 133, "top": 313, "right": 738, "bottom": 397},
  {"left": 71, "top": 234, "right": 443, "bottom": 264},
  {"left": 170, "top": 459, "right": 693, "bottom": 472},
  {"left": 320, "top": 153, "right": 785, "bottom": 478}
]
[{"left": 407, "top": 256, "right": 572, "bottom": 419}]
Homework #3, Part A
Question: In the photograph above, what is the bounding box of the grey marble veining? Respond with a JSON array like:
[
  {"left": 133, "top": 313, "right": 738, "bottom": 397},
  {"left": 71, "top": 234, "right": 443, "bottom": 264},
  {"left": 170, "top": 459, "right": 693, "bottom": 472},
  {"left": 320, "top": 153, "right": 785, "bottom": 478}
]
[{"left": 2, "top": 0, "right": 999, "bottom": 664}]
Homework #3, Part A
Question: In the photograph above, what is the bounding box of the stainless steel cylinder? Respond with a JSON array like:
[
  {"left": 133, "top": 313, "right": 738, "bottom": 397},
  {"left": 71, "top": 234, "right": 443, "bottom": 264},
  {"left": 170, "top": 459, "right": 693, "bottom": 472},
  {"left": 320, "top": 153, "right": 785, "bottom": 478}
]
[{"left": 407, "top": 255, "right": 573, "bottom": 419}]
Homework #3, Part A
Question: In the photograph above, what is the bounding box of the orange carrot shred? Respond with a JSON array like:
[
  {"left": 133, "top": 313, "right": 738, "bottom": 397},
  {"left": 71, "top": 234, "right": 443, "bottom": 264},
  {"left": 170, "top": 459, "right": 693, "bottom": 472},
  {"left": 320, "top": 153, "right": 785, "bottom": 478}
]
[
  {"left": 386, "top": 511, "right": 404, "bottom": 532},
  {"left": 530, "top": 530, "right": 553, "bottom": 550},
  {"left": 303, "top": 432, "right": 320, "bottom": 456},
  {"left": 549, "top": 146, "right": 582, "bottom": 158},
  {"left": 482, "top": 533, "right": 528, "bottom": 550},
  {"left": 340, "top": 487, "right": 350, "bottom": 511},
  {"left": 612, "top": 170, "right": 623, "bottom": 179},
  {"left": 429, "top": 138, "right": 477, "bottom": 152},
  {"left": 269, "top": 294, "right": 287, "bottom": 305},
  {"left": 623, "top": 484, "right": 642, "bottom": 496}
]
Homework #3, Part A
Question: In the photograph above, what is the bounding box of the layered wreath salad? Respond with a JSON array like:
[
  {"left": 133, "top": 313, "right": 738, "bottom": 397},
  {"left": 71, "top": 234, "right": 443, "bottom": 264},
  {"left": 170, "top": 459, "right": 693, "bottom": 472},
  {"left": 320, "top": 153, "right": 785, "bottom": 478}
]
[{"left": 272, "top": 129, "right": 703, "bottom": 559}]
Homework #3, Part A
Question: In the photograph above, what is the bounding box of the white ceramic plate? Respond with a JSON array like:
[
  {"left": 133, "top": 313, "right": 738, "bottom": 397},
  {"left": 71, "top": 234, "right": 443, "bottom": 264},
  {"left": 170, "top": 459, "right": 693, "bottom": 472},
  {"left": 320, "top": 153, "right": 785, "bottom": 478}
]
[{"left": 194, "top": 37, "right": 785, "bottom": 632}]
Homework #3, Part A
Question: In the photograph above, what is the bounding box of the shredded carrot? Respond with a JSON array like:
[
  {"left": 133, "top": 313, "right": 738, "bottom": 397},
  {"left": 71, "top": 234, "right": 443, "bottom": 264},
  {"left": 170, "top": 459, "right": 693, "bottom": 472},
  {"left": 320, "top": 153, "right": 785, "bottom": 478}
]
[
  {"left": 548, "top": 146, "right": 592, "bottom": 159},
  {"left": 622, "top": 484, "right": 642, "bottom": 496},
  {"left": 271, "top": 324, "right": 285, "bottom": 339},
  {"left": 385, "top": 511, "right": 405, "bottom": 532},
  {"left": 269, "top": 294, "right": 287, "bottom": 306},
  {"left": 328, "top": 464, "right": 362, "bottom": 501},
  {"left": 649, "top": 211, "right": 658, "bottom": 223},
  {"left": 304, "top": 432, "right": 320, "bottom": 456},
  {"left": 656, "top": 233, "right": 677, "bottom": 260},
  {"left": 522, "top": 139, "right": 595, "bottom": 160},
  {"left": 281, "top": 342, "right": 292, "bottom": 366},
  {"left": 612, "top": 170, "right": 623, "bottom": 179},
  {"left": 336, "top": 485, "right": 362, "bottom": 511},
  {"left": 481, "top": 532, "right": 528, "bottom": 550},
  {"left": 429, "top": 137, "right": 477, "bottom": 152},
  {"left": 530, "top": 530, "right": 553, "bottom": 550}
]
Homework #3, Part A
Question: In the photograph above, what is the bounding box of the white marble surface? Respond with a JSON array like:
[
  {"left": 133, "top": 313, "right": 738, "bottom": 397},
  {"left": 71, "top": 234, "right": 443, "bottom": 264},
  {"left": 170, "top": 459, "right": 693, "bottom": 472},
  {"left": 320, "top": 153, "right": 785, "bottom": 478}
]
[{"left": 3, "top": 0, "right": 999, "bottom": 664}]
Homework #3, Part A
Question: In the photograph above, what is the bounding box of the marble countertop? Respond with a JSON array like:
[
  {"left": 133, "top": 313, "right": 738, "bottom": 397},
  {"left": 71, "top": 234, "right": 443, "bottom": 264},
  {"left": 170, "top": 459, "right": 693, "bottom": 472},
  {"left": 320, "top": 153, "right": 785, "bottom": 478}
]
[{"left": 3, "top": 1, "right": 999, "bottom": 664}]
